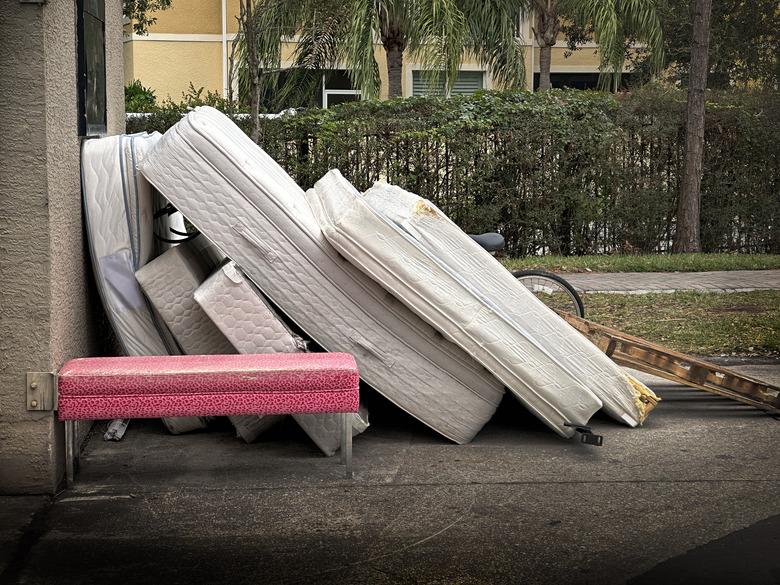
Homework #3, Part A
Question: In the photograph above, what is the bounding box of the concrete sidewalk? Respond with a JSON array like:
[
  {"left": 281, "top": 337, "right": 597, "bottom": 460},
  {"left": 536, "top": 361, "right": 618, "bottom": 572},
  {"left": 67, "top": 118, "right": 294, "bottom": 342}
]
[
  {"left": 1, "top": 364, "right": 778, "bottom": 585},
  {"left": 560, "top": 269, "right": 780, "bottom": 293}
]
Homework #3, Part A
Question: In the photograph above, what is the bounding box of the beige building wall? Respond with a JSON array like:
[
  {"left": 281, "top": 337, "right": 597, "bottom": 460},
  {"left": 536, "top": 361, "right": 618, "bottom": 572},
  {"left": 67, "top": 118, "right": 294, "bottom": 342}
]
[
  {"left": 128, "top": 40, "right": 224, "bottom": 100},
  {"left": 0, "top": 0, "right": 124, "bottom": 494},
  {"left": 124, "top": 1, "right": 607, "bottom": 102}
]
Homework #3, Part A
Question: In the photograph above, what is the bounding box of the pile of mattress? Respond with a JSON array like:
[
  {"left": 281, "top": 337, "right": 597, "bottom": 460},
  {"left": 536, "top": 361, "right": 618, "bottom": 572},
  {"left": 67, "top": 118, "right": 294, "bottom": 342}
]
[
  {"left": 80, "top": 105, "right": 657, "bottom": 455},
  {"left": 140, "top": 106, "right": 505, "bottom": 445},
  {"left": 136, "top": 241, "right": 369, "bottom": 454},
  {"left": 307, "top": 171, "right": 659, "bottom": 438}
]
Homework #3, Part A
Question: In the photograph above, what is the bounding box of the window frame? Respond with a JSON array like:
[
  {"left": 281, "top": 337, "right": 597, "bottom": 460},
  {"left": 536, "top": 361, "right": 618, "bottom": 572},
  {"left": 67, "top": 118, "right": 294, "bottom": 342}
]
[
  {"left": 76, "top": 0, "right": 108, "bottom": 137},
  {"left": 321, "top": 73, "right": 361, "bottom": 109},
  {"left": 407, "top": 65, "right": 490, "bottom": 98}
]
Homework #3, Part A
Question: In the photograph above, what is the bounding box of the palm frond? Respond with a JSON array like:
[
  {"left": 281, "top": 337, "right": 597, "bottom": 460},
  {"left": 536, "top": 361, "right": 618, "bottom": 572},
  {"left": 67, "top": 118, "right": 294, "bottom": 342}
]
[
  {"left": 560, "top": 0, "right": 664, "bottom": 89},
  {"left": 338, "top": 0, "right": 381, "bottom": 98},
  {"left": 458, "top": 0, "right": 529, "bottom": 89},
  {"left": 405, "top": 0, "right": 469, "bottom": 93}
]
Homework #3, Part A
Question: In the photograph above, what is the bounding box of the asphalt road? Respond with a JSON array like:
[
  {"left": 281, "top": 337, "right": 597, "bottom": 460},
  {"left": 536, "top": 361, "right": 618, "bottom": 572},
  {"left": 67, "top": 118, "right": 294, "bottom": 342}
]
[{"left": 2, "top": 365, "right": 778, "bottom": 585}]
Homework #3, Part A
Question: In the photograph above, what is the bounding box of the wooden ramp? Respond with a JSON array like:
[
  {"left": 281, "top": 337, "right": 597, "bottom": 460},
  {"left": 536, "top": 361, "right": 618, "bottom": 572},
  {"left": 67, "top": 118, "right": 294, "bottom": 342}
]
[{"left": 559, "top": 312, "right": 780, "bottom": 414}]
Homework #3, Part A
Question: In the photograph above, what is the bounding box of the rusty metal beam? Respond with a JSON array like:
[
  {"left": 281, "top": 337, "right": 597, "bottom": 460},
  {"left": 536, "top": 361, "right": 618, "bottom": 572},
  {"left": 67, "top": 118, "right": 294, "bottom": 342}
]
[{"left": 559, "top": 312, "right": 780, "bottom": 414}]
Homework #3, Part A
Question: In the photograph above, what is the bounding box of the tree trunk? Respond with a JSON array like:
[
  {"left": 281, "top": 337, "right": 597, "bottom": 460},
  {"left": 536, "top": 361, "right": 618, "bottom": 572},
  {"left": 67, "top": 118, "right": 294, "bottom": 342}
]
[
  {"left": 385, "top": 44, "right": 404, "bottom": 98},
  {"left": 538, "top": 46, "right": 552, "bottom": 90},
  {"left": 379, "top": 8, "right": 405, "bottom": 99},
  {"left": 226, "top": 17, "right": 241, "bottom": 106},
  {"left": 241, "top": 0, "right": 261, "bottom": 142},
  {"left": 533, "top": 3, "right": 560, "bottom": 91},
  {"left": 673, "top": 0, "right": 712, "bottom": 253}
]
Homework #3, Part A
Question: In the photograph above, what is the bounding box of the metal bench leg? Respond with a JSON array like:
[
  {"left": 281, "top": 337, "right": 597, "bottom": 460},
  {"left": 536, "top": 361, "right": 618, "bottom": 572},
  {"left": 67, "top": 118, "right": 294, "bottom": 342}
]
[
  {"left": 64, "top": 420, "right": 77, "bottom": 486},
  {"left": 340, "top": 412, "right": 353, "bottom": 479}
]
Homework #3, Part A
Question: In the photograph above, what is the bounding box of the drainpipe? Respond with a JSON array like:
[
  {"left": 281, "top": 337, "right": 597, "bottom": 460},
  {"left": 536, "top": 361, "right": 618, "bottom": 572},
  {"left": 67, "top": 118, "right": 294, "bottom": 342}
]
[{"left": 221, "top": 0, "right": 228, "bottom": 98}]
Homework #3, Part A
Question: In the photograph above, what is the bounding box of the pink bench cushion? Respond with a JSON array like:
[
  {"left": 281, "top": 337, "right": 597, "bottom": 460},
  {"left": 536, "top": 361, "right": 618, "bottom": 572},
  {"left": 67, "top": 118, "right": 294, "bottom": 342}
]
[{"left": 57, "top": 353, "right": 359, "bottom": 420}]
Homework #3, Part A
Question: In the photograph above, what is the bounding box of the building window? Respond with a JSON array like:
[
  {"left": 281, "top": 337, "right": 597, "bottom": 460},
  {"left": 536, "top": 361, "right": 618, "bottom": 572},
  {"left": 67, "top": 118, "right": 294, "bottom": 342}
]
[
  {"left": 322, "top": 70, "right": 361, "bottom": 108},
  {"left": 532, "top": 73, "right": 635, "bottom": 91},
  {"left": 77, "top": 0, "right": 107, "bottom": 136},
  {"left": 412, "top": 70, "right": 484, "bottom": 97},
  {"left": 274, "top": 69, "right": 360, "bottom": 109}
]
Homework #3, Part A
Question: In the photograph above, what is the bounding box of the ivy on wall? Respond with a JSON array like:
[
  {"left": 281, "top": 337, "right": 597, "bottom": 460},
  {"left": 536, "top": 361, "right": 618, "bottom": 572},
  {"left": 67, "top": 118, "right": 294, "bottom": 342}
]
[{"left": 127, "top": 85, "right": 779, "bottom": 255}]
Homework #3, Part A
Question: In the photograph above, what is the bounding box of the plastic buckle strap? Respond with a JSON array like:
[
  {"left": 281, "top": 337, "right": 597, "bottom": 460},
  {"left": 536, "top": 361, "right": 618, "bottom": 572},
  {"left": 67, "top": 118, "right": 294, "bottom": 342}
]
[{"left": 564, "top": 422, "right": 604, "bottom": 446}]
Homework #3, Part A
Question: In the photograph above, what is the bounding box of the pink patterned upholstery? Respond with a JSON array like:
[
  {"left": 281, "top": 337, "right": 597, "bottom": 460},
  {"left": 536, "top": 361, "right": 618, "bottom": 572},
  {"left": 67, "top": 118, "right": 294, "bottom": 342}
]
[{"left": 57, "top": 353, "right": 359, "bottom": 421}]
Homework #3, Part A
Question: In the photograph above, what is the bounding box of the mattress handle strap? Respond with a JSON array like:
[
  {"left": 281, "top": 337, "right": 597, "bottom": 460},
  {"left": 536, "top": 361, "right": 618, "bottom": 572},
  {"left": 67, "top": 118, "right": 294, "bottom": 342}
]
[
  {"left": 349, "top": 334, "right": 395, "bottom": 368},
  {"left": 154, "top": 231, "right": 200, "bottom": 244},
  {"left": 232, "top": 222, "right": 278, "bottom": 263}
]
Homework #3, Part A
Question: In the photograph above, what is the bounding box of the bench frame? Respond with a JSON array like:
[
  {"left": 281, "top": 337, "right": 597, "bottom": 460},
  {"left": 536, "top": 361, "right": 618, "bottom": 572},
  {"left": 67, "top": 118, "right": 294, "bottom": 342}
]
[{"left": 27, "top": 371, "right": 355, "bottom": 484}]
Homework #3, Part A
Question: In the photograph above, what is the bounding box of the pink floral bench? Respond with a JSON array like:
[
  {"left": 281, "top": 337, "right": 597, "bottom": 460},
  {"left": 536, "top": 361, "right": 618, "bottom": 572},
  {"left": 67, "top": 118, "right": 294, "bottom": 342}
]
[{"left": 29, "top": 353, "right": 360, "bottom": 483}]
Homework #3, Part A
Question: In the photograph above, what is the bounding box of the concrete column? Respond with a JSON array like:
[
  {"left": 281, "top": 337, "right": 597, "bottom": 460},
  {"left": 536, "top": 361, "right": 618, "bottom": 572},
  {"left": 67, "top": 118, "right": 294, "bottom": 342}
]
[{"left": 0, "top": 0, "right": 124, "bottom": 494}]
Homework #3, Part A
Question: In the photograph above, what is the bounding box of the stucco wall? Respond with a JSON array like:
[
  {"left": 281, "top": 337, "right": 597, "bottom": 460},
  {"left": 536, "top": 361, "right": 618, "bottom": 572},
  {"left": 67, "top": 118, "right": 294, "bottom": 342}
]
[
  {"left": 127, "top": 40, "right": 223, "bottom": 100},
  {"left": 0, "top": 0, "right": 124, "bottom": 494},
  {"left": 0, "top": 0, "right": 55, "bottom": 494}
]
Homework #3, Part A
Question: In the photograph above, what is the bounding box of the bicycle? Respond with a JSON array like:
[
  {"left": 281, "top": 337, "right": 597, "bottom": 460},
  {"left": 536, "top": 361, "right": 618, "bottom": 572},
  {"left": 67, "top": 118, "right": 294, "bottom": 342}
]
[{"left": 469, "top": 233, "right": 585, "bottom": 318}]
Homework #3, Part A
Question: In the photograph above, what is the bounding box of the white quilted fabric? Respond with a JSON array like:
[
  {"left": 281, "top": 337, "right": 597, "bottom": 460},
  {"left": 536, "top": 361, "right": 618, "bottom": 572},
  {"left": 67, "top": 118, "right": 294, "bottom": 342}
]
[
  {"left": 307, "top": 171, "right": 653, "bottom": 437},
  {"left": 194, "top": 262, "right": 306, "bottom": 355},
  {"left": 141, "top": 106, "right": 504, "bottom": 444},
  {"left": 81, "top": 133, "right": 206, "bottom": 435},
  {"left": 195, "top": 262, "right": 369, "bottom": 456},
  {"left": 82, "top": 133, "right": 169, "bottom": 358}
]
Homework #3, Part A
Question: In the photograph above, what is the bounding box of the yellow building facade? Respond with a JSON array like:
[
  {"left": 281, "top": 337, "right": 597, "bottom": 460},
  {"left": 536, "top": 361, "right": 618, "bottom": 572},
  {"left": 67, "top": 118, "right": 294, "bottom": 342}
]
[{"left": 124, "top": 0, "right": 609, "bottom": 104}]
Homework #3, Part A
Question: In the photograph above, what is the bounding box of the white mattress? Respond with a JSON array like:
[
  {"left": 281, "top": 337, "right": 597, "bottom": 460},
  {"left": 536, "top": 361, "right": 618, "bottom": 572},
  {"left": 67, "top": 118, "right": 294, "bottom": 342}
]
[
  {"left": 82, "top": 133, "right": 169, "bottom": 357},
  {"left": 140, "top": 106, "right": 504, "bottom": 444},
  {"left": 135, "top": 240, "right": 279, "bottom": 442},
  {"left": 195, "top": 262, "right": 370, "bottom": 456},
  {"left": 81, "top": 133, "right": 206, "bottom": 435},
  {"left": 307, "top": 171, "right": 658, "bottom": 437}
]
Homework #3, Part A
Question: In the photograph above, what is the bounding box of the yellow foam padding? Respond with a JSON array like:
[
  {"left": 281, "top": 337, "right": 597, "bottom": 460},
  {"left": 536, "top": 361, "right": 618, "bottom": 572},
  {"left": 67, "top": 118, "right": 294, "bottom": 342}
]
[{"left": 626, "top": 373, "right": 660, "bottom": 424}]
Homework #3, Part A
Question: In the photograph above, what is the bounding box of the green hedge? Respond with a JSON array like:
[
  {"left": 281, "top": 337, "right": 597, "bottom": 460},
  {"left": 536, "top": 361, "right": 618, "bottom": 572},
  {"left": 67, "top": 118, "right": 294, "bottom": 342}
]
[{"left": 127, "top": 86, "right": 779, "bottom": 255}]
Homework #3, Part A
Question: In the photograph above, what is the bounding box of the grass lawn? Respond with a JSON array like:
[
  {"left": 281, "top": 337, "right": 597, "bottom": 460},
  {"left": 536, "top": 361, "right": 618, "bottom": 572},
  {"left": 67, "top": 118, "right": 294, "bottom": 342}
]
[
  {"left": 503, "top": 253, "right": 780, "bottom": 273},
  {"left": 582, "top": 290, "right": 780, "bottom": 357}
]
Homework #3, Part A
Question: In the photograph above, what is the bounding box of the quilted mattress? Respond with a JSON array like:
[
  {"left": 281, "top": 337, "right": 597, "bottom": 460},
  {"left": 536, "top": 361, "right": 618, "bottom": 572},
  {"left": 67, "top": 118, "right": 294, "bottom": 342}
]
[
  {"left": 81, "top": 133, "right": 206, "bottom": 435},
  {"left": 195, "top": 262, "right": 370, "bottom": 456},
  {"left": 307, "top": 171, "right": 658, "bottom": 437},
  {"left": 140, "top": 106, "right": 505, "bottom": 444}
]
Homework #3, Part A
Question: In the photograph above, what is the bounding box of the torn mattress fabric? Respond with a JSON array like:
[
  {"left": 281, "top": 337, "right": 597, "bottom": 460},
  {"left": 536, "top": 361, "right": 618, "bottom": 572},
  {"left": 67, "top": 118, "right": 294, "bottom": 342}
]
[
  {"left": 140, "top": 106, "right": 504, "bottom": 444},
  {"left": 307, "top": 170, "right": 658, "bottom": 438}
]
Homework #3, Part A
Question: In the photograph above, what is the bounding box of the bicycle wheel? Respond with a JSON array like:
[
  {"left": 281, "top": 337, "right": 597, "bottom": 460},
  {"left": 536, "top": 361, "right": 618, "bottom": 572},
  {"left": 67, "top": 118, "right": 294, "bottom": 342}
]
[{"left": 511, "top": 269, "right": 585, "bottom": 318}]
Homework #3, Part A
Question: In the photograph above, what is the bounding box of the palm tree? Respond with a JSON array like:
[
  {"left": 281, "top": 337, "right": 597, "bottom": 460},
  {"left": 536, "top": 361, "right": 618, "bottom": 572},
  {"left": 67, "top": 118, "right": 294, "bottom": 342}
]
[
  {"left": 531, "top": 0, "right": 664, "bottom": 91},
  {"left": 238, "top": 0, "right": 528, "bottom": 104}
]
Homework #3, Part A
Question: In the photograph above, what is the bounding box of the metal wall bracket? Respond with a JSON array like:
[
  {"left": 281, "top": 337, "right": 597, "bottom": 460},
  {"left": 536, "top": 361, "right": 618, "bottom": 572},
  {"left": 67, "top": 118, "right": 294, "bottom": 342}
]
[
  {"left": 26, "top": 372, "right": 58, "bottom": 411},
  {"left": 564, "top": 422, "right": 604, "bottom": 446}
]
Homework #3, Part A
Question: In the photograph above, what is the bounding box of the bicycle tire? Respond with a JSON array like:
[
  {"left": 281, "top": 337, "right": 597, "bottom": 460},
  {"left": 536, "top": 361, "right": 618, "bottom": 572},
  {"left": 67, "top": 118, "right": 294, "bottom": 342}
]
[{"left": 511, "top": 269, "right": 585, "bottom": 318}]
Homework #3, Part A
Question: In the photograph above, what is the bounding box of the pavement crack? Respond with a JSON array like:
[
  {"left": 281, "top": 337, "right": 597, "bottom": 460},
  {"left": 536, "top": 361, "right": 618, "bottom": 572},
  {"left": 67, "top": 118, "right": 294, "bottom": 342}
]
[{"left": 280, "top": 488, "right": 477, "bottom": 585}]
